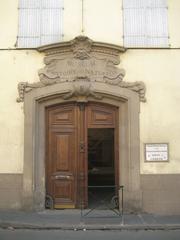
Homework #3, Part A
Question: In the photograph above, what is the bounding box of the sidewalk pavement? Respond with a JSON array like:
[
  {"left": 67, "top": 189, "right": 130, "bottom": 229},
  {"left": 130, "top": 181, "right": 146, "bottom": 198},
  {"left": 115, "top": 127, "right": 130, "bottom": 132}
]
[{"left": 0, "top": 209, "right": 180, "bottom": 230}]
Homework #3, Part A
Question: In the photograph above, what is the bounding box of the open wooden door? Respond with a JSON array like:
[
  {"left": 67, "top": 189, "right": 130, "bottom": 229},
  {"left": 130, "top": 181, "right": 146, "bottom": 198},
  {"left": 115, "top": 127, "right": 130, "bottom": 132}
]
[{"left": 86, "top": 103, "right": 119, "bottom": 207}]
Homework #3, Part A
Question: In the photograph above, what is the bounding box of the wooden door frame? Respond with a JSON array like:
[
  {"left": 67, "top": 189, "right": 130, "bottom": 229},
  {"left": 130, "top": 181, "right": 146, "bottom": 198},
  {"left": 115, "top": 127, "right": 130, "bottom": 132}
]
[{"left": 76, "top": 103, "right": 88, "bottom": 208}]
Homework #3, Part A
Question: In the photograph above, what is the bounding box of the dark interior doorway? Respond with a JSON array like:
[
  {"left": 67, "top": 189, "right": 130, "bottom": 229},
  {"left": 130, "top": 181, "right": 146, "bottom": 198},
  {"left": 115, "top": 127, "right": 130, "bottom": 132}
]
[{"left": 88, "top": 128, "right": 115, "bottom": 208}]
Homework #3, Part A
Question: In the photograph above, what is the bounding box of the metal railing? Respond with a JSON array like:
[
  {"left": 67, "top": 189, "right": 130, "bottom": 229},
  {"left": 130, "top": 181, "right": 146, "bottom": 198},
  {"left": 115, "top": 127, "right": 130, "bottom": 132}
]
[{"left": 80, "top": 185, "right": 124, "bottom": 218}]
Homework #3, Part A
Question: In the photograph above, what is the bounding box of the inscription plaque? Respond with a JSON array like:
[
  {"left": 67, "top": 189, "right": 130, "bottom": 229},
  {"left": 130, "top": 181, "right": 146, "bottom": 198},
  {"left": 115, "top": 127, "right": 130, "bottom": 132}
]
[{"left": 145, "top": 143, "right": 169, "bottom": 162}]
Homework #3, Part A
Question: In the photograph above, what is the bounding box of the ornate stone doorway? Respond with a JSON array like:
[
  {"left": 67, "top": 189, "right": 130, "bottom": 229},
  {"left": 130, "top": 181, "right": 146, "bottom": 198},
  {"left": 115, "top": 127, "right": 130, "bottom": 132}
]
[
  {"left": 17, "top": 36, "right": 146, "bottom": 211},
  {"left": 45, "top": 102, "right": 118, "bottom": 209}
]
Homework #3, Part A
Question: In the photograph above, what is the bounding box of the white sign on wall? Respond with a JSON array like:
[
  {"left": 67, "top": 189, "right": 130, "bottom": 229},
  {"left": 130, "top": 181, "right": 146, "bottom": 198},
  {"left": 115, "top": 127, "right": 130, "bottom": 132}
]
[{"left": 145, "top": 143, "right": 169, "bottom": 162}]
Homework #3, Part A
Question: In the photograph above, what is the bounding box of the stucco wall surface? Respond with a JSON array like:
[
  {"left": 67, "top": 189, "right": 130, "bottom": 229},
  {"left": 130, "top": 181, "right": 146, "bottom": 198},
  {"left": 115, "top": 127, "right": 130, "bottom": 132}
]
[
  {"left": 0, "top": 0, "right": 180, "bottom": 48},
  {"left": 0, "top": 0, "right": 180, "bottom": 175},
  {"left": 0, "top": 51, "right": 43, "bottom": 173},
  {"left": 121, "top": 49, "right": 180, "bottom": 174},
  {"left": 0, "top": 0, "right": 18, "bottom": 48},
  {"left": 77, "top": 0, "right": 123, "bottom": 45},
  {"left": 0, "top": 49, "right": 179, "bottom": 174},
  {"left": 168, "top": 0, "right": 180, "bottom": 48}
]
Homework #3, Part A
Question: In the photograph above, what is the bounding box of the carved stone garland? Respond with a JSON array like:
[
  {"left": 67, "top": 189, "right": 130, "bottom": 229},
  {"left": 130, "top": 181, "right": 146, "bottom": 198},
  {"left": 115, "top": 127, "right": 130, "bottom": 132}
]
[{"left": 17, "top": 36, "right": 146, "bottom": 103}]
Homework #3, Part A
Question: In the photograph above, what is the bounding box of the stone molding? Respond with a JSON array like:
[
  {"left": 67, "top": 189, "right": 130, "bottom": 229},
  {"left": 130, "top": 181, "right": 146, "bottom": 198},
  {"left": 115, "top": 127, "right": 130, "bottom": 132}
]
[
  {"left": 17, "top": 36, "right": 146, "bottom": 103},
  {"left": 22, "top": 82, "right": 142, "bottom": 211}
]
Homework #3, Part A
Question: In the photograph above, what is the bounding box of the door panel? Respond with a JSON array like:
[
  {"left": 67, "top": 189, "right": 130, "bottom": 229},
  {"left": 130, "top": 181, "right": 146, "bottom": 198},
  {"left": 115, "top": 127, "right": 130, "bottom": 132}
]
[
  {"left": 46, "top": 104, "right": 77, "bottom": 209},
  {"left": 49, "top": 107, "right": 75, "bottom": 126},
  {"left": 87, "top": 103, "right": 117, "bottom": 128},
  {"left": 56, "top": 134, "right": 71, "bottom": 171}
]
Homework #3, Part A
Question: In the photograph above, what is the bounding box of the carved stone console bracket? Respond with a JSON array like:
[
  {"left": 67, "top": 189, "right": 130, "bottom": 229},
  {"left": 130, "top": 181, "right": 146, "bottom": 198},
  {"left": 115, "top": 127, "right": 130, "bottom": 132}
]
[
  {"left": 16, "top": 36, "right": 146, "bottom": 103},
  {"left": 62, "top": 77, "right": 103, "bottom": 102}
]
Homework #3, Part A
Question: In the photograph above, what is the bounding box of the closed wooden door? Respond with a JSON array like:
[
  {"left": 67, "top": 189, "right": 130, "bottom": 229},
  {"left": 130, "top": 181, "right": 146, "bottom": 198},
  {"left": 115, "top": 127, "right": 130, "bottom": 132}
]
[
  {"left": 46, "top": 103, "right": 78, "bottom": 209},
  {"left": 46, "top": 102, "right": 118, "bottom": 209}
]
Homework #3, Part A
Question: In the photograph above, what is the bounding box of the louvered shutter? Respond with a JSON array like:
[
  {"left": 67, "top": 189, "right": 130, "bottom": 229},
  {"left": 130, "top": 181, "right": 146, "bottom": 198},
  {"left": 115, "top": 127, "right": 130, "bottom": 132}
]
[
  {"left": 123, "top": 0, "right": 169, "bottom": 47},
  {"left": 18, "top": 0, "right": 63, "bottom": 48}
]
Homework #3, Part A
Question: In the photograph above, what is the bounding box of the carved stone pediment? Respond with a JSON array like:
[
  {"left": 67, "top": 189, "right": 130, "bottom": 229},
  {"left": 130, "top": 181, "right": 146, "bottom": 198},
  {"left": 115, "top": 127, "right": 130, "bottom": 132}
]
[{"left": 17, "top": 36, "right": 146, "bottom": 103}]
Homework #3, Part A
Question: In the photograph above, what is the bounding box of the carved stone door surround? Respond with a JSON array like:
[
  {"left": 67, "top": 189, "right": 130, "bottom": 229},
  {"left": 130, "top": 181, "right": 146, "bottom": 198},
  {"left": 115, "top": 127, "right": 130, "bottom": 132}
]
[{"left": 17, "top": 36, "right": 146, "bottom": 211}]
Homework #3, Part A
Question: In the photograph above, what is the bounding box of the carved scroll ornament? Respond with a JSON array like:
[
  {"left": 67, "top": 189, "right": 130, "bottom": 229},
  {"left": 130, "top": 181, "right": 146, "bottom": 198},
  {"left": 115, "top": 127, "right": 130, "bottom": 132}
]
[{"left": 17, "top": 36, "right": 146, "bottom": 103}]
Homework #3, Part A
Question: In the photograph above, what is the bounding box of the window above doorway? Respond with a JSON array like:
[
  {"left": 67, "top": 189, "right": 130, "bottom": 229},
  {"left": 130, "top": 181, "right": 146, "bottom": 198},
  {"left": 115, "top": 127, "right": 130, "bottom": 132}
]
[
  {"left": 17, "top": 0, "right": 64, "bottom": 48},
  {"left": 123, "top": 0, "right": 169, "bottom": 48}
]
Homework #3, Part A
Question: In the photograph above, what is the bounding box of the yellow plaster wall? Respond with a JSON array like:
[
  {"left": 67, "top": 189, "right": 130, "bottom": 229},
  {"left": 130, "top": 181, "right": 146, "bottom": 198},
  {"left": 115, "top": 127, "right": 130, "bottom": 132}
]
[
  {"left": 0, "top": 0, "right": 180, "bottom": 174},
  {"left": 0, "top": 51, "right": 44, "bottom": 173},
  {"left": 63, "top": 0, "right": 82, "bottom": 40},
  {"left": 0, "top": 0, "right": 180, "bottom": 48},
  {"left": 1, "top": 49, "right": 179, "bottom": 174},
  {"left": 168, "top": 0, "right": 180, "bottom": 48},
  {"left": 82, "top": 0, "right": 123, "bottom": 45},
  {"left": 121, "top": 49, "right": 180, "bottom": 174},
  {"left": 0, "top": 0, "right": 18, "bottom": 48},
  {"left": 57, "top": 0, "right": 124, "bottom": 45}
]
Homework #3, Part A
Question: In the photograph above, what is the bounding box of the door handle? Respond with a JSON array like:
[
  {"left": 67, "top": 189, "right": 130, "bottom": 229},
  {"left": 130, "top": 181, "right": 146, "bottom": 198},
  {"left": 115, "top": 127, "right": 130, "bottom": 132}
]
[
  {"left": 80, "top": 141, "right": 85, "bottom": 153},
  {"left": 53, "top": 175, "right": 71, "bottom": 180}
]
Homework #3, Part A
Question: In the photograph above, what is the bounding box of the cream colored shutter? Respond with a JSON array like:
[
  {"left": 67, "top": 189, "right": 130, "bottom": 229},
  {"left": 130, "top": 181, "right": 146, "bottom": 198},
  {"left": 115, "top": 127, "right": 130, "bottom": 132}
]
[
  {"left": 123, "top": 0, "right": 169, "bottom": 47},
  {"left": 18, "top": 0, "right": 63, "bottom": 48}
]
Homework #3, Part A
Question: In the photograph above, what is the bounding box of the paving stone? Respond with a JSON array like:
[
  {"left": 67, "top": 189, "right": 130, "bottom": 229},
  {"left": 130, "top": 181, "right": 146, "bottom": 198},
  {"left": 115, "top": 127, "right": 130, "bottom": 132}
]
[{"left": 0, "top": 210, "right": 180, "bottom": 230}]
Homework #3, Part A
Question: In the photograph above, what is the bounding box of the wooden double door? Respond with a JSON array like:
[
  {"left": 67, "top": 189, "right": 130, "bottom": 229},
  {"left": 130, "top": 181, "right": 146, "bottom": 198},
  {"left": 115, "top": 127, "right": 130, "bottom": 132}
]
[{"left": 46, "top": 102, "right": 118, "bottom": 209}]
